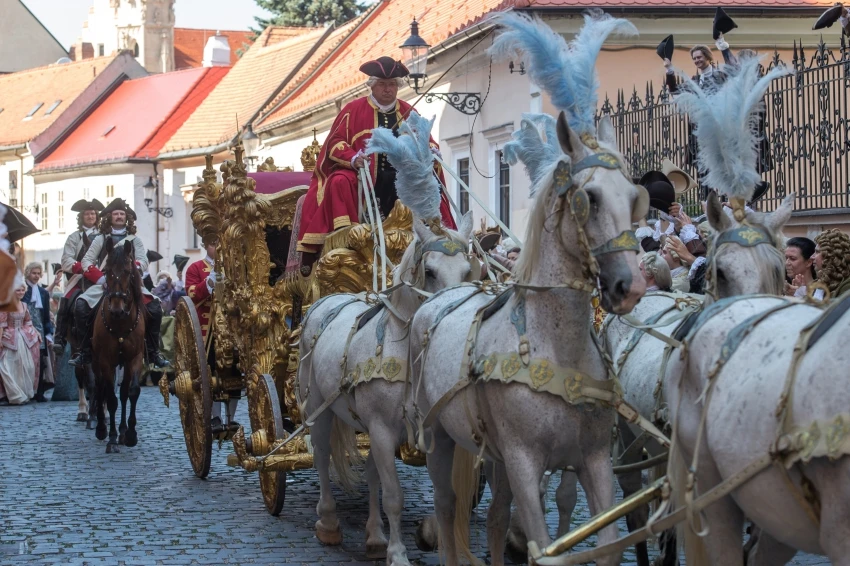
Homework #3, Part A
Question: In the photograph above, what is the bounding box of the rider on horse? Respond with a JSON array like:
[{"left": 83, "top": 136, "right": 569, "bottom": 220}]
[
  {"left": 52, "top": 198, "right": 104, "bottom": 355},
  {"left": 69, "top": 198, "right": 171, "bottom": 369}
]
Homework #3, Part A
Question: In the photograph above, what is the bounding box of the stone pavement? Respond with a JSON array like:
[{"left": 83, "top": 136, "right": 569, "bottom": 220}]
[{"left": 0, "top": 387, "right": 830, "bottom": 565}]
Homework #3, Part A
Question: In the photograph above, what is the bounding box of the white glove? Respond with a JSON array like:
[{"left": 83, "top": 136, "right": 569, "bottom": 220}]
[
  {"left": 840, "top": 14, "right": 850, "bottom": 29},
  {"left": 662, "top": 58, "right": 674, "bottom": 74},
  {"left": 96, "top": 276, "right": 106, "bottom": 286},
  {"left": 430, "top": 146, "right": 443, "bottom": 159},
  {"left": 715, "top": 35, "right": 729, "bottom": 51}
]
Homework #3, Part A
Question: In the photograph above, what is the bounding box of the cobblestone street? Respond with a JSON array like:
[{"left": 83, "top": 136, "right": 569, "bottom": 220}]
[{"left": 0, "top": 387, "right": 830, "bottom": 565}]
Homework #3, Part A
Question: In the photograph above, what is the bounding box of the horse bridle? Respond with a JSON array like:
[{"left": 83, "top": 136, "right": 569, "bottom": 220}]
[
  {"left": 537, "top": 150, "right": 644, "bottom": 294},
  {"left": 101, "top": 271, "right": 142, "bottom": 356},
  {"left": 703, "top": 217, "right": 775, "bottom": 301}
]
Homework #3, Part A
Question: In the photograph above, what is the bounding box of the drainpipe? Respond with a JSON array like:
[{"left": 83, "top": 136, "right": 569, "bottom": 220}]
[{"left": 153, "top": 162, "right": 160, "bottom": 255}]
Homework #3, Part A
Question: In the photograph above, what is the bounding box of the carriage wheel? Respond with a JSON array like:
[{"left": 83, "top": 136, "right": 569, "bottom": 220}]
[
  {"left": 174, "top": 296, "right": 213, "bottom": 479},
  {"left": 249, "top": 373, "right": 287, "bottom": 516}
]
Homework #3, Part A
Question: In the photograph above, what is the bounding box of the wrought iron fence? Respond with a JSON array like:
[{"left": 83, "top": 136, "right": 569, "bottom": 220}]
[{"left": 596, "top": 36, "right": 850, "bottom": 216}]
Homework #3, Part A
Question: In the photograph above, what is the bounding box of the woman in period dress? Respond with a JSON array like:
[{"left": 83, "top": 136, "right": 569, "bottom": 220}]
[{"left": 0, "top": 285, "right": 41, "bottom": 405}]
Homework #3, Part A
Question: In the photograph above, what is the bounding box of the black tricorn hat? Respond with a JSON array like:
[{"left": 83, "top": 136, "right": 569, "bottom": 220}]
[
  {"left": 477, "top": 232, "right": 501, "bottom": 252},
  {"left": 146, "top": 250, "right": 163, "bottom": 263},
  {"left": 51, "top": 262, "right": 62, "bottom": 275},
  {"left": 656, "top": 35, "right": 674, "bottom": 60},
  {"left": 101, "top": 198, "right": 137, "bottom": 220},
  {"left": 749, "top": 180, "right": 771, "bottom": 204},
  {"left": 173, "top": 254, "right": 190, "bottom": 272},
  {"left": 813, "top": 5, "right": 844, "bottom": 30},
  {"left": 713, "top": 7, "right": 738, "bottom": 40},
  {"left": 71, "top": 198, "right": 105, "bottom": 213},
  {"left": 639, "top": 171, "right": 676, "bottom": 212},
  {"left": 359, "top": 56, "right": 409, "bottom": 79}
]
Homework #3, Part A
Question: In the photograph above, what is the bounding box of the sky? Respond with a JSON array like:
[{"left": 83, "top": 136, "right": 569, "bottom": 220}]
[{"left": 23, "top": 0, "right": 273, "bottom": 50}]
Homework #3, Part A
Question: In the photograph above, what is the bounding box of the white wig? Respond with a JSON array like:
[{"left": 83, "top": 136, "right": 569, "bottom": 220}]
[{"left": 365, "top": 77, "right": 406, "bottom": 88}]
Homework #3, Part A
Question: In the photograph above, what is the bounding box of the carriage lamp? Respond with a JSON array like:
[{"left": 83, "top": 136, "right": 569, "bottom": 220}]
[
  {"left": 400, "top": 19, "right": 482, "bottom": 116},
  {"left": 241, "top": 125, "right": 260, "bottom": 171},
  {"left": 143, "top": 176, "right": 174, "bottom": 218}
]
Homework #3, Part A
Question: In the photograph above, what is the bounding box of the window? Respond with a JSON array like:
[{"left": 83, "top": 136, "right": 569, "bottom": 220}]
[
  {"left": 133, "top": 43, "right": 139, "bottom": 57},
  {"left": 457, "top": 158, "right": 470, "bottom": 215},
  {"left": 8, "top": 171, "right": 17, "bottom": 207},
  {"left": 498, "top": 151, "right": 510, "bottom": 230},
  {"left": 98, "top": 44, "right": 105, "bottom": 57},
  {"left": 41, "top": 193, "right": 48, "bottom": 231},
  {"left": 83, "top": 187, "right": 90, "bottom": 199},
  {"left": 106, "top": 185, "right": 114, "bottom": 198},
  {"left": 58, "top": 206, "right": 65, "bottom": 231},
  {"left": 58, "top": 191, "right": 64, "bottom": 202},
  {"left": 44, "top": 100, "right": 62, "bottom": 116},
  {"left": 24, "top": 102, "right": 44, "bottom": 119}
]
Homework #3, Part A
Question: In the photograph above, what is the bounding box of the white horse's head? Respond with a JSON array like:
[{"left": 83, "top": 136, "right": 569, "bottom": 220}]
[
  {"left": 396, "top": 212, "right": 475, "bottom": 296},
  {"left": 703, "top": 191, "right": 794, "bottom": 301},
  {"left": 513, "top": 112, "right": 648, "bottom": 314}
]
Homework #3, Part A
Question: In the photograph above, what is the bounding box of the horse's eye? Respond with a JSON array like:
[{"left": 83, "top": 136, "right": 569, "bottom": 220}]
[
  {"left": 424, "top": 268, "right": 435, "bottom": 279},
  {"left": 716, "top": 268, "right": 726, "bottom": 281}
]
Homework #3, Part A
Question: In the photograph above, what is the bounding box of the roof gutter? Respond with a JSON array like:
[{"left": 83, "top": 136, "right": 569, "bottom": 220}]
[
  {"left": 429, "top": 17, "right": 498, "bottom": 60},
  {"left": 522, "top": 6, "right": 827, "bottom": 17},
  {"left": 0, "top": 143, "right": 27, "bottom": 153},
  {"left": 158, "top": 140, "right": 231, "bottom": 161},
  {"left": 262, "top": 84, "right": 368, "bottom": 132}
]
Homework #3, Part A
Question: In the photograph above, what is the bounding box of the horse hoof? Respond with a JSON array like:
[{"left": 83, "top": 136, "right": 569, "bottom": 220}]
[
  {"left": 124, "top": 431, "right": 138, "bottom": 447},
  {"left": 87, "top": 420, "right": 96, "bottom": 431},
  {"left": 106, "top": 443, "right": 120, "bottom": 454},
  {"left": 365, "top": 541, "right": 388, "bottom": 560},
  {"left": 95, "top": 427, "right": 107, "bottom": 441},
  {"left": 76, "top": 413, "right": 87, "bottom": 422},
  {"left": 118, "top": 433, "right": 126, "bottom": 446},
  {"left": 315, "top": 521, "right": 342, "bottom": 546},
  {"left": 414, "top": 516, "right": 438, "bottom": 552},
  {"left": 504, "top": 533, "right": 528, "bottom": 565}
]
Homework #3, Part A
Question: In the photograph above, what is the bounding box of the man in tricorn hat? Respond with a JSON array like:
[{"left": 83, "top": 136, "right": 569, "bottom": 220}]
[
  {"left": 295, "top": 56, "right": 456, "bottom": 274},
  {"left": 52, "top": 198, "right": 104, "bottom": 354},
  {"left": 69, "top": 198, "right": 170, "bottom": 369}
]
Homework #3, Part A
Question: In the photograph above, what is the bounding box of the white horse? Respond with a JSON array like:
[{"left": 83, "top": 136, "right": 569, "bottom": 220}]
[
  {"left": 297, "top": 112, "right": 476, "bottom": 566},
  {"left": 661, "top": 207, "right": 850, "bottom": 565},
  {"left": 504, "top": 192, "right": 794, "bottom": 565},
  {"left": 409, "top": 109, "right": 647, "bottom": 566}
]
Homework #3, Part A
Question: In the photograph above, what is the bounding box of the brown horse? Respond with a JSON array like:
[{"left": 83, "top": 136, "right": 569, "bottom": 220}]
[{"left": 92, "top": 238, "right": 146, "bottom": 453}]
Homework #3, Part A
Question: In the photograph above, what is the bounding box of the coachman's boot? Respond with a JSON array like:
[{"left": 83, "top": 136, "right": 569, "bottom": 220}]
[
  {"left": 69, "top": 299, "right": 93, "bottom": 367},
  {"left": 145, "top": 300, "right": 171, "bottom": 369},
  {"left": 52, "top": 297, "right": 70, "bottom": 355}
]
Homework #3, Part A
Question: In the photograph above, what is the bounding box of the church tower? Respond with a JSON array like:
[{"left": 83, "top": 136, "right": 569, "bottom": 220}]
[{"left": 80, "top": 0, "right": 175, "bottom": 74}]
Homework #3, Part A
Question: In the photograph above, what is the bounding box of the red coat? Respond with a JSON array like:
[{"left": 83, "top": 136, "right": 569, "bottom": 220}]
[
  {"left": 296, "top": 96, "right": 455, "bottom": 253},
  {"left": 185, "top": 258, "right": 213, "bottom": 338}
]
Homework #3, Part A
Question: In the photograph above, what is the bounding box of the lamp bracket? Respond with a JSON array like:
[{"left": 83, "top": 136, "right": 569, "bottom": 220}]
[{"left": 423, "top": 92, "right": 482, "bottom": 115}]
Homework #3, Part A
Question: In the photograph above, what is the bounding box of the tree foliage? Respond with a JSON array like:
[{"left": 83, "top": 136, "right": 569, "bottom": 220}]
[{"left": 253, "top": 0, "right": 364, "bottom": 30}]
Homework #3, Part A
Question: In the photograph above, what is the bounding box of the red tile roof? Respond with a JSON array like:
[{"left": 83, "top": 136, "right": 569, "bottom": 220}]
[
  {"left": 161, "top": 26, "right": 331, "bottom": 153},
  {"left": 34, "top": 67, "right": 228, "bottom": 173},
  {"left": 258, "top": 0, "right": 515, "bottom": 127},
  {"left": 174, "top": 28, "right": 255, "bottom": 69},
  {"left": 0, "top": 56, "right": 116, "bottom": 146}
]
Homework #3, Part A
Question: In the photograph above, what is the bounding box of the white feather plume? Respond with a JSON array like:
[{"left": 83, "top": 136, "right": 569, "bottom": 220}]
[
  {"left": 673, "top": 57, "right": 792, "bottom": 201},
  {"left": 488, "top": 10, "right": 637, "bottom": 136},
  {"left": 502, "top": 113, "right": 563, "bottom": 197},
  {"left": 365, "top": 113, "right": 440, "bottom": 220}
]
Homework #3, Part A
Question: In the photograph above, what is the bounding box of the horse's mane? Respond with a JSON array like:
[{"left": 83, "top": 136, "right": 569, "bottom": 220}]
[{"left": 105, "top": 241, "right": 144, "bottom": 308}]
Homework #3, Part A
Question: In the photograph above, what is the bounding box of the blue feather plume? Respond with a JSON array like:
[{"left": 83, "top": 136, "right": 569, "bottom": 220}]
[
  {"left": 502, "top": 113, "right": 562, "bottom": 197},
  {"left": 488, "top": 10, "right": 637, "bottom": 136},
  {"left": 365, "top": 113, "right": 440, "bottom": 220},
  {"left": 673, "top": 57, "right": 792, "bottom": 201}
]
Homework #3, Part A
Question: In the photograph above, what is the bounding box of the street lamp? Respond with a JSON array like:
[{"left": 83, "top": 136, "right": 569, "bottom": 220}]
[
  {"left": 241, "top": 125, "right": 260, "bottom": 171},
  {"left": 400, "top": 19, "right": 481, "bottom": 116},
  {"left": 143, "top": 176, "right": 174, "bottom": 218}
]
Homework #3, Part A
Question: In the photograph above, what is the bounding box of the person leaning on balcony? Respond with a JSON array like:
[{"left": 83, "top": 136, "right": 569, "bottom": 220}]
[{"left": 663, "top": 45, "right": 726, "bottom": 198}]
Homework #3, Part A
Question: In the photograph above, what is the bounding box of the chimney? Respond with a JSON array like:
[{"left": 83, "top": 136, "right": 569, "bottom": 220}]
[
  {"left": 202, "top": 32, "right": 230, "bottom": 67},
  {"left": 69, "top": 41, "right": 94, "bottom": 61}
]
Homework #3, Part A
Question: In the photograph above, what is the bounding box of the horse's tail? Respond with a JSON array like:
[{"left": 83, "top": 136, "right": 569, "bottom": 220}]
[
  {"left": 669, "top": 441, "right": 711, "bottom": 566},
  {"left": 451, "top": 445, "right": 484, "bottom": 566},
  {"left": 329, "top": 414, "right": 363, "bottom": 494}
]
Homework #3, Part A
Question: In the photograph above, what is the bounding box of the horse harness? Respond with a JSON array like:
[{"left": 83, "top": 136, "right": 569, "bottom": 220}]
[{"left": 299, "top": 236, "right": 475, "bottom": 428}]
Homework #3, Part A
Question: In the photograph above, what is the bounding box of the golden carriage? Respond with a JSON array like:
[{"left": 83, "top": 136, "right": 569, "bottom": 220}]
[{"left": 159, "top": 139, "right": 425, "bottom": 515}]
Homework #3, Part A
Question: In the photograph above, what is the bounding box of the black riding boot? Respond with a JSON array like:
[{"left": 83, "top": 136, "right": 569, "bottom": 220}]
[
  {"left": 145, "top": 300, "right": 170, "bottom": 369},
  {"left": 69, "top": 299, "right": 93, "bottom": 367},
  {"left": 52, "top": 297, "right": 71, "bottom": 354}
]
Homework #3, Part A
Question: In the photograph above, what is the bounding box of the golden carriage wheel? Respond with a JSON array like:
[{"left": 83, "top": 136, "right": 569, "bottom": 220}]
[
  {"left": 248, "top": 373, "right": 287, "bottom": 516},
  {"left": 173, "top": 296, "right": 213, "bottom": 479}
]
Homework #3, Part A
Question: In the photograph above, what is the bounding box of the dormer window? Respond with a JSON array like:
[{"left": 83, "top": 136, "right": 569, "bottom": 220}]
[
  {"left": 24, "top": 102, "right": 44, "bottom": 120},
  {"left": 44, "top": 100, "right": 62, "bottom": 116}
]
